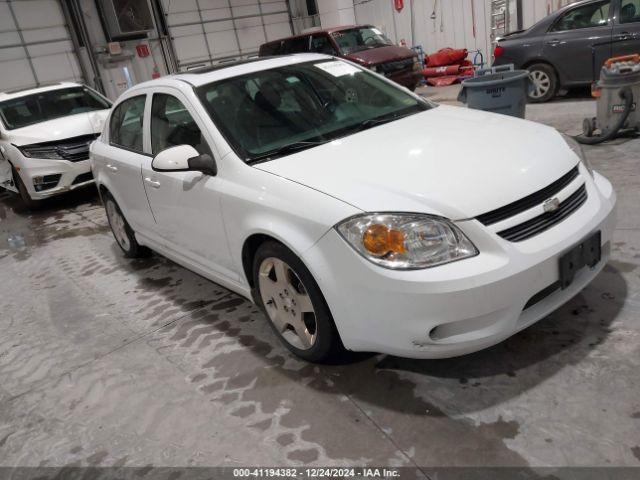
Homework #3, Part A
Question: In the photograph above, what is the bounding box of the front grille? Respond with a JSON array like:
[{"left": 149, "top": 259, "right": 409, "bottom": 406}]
[
  {"left": 55, "top": 134, "right": 98, "bottom": 162},
  {"left": 72, "top": 171, "right": 94, "bottom": 185},
  {"left": 523, "top": 282, "right": 561, "bottom": 310},
  {"left": 497, "top": 184, "right": 588, "bottom": 242},
  {"left": 20, "top": 134, "right": 99, "bottom": 162},
  {"left": 477, "top": 166, "right": 580, "bottom": 226},
  {"left": 378, "top": 58, "right": 414, "bottom": 74}
]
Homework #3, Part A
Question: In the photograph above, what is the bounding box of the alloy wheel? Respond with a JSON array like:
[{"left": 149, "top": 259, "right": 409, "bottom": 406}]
[
  {"left": 258, "top": 257, "right": 317, "bottom": 350},
  {"left": 106, "top": 199, "right": 131, "bottom": 251}
]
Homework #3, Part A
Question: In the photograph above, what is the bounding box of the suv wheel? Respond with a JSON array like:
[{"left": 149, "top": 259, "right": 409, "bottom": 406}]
[
  {"left": 12, "top": 167, "right": 41, "bottom": 210},
  {"left": 253, "top": 241, "right": 345, "bottom": 363},
  {"left": 527, "top": 63, "right": 557, "bottom": 103}
]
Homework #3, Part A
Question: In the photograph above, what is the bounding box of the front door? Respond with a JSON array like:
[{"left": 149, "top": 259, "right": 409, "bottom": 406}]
[
  {"left": 543, "top": 0, "right": 614, "bottom": 84},
  {"left": 612, "top": 0, "right": 640, "bottom": 57},
  {"left": 141, "top": 88, "right": 238, "bottom": 281}
]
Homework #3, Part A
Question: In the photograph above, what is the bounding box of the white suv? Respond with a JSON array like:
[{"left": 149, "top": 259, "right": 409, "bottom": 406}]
[
  {"left": 0, "top": 82, "right": 111, "bottom": 207},
  {"left": 91, "top": 54, "right": 616, "bottom": 363}
]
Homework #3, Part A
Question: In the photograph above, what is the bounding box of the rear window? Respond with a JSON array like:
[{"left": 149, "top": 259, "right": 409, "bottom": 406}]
[
  {"left": 260, "top": 41, "right": 282, "bottom": 56},
  {"left": 283, "top": 36, "right": 310, "bottom": 54},
  {"left": 0, "top": 87, "right": 111, "bottom": 130}
]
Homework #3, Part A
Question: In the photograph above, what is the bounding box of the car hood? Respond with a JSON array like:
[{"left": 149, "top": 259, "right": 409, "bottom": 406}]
[
  {"left": 255, "top": 105, "right": 579, "bottom": 220},
  {"left": 345, "top": 45, "right": 415, "bottom": 65},
  {"left": 8, "top": 110, "right": 109, "bottom": 146}
]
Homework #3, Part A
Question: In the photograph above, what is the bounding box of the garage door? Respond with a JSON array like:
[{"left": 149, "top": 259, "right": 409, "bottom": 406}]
[
  {"left": 161, "top": 0, "right": 293, "bottom": 70},
  {"left": 0, "top": 0, "right": 83, "bottom": 92}
]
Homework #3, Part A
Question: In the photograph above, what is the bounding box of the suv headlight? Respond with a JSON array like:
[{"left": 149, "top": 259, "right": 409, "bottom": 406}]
[
  {"left": 336, "top": 213, "right": 478, "bottom": 270},
  {"left": 19, "top": 145, "right": 64, "bottom": 160},
  {"left": 561, "top": 133, "right": 593, "bottom": 177}
]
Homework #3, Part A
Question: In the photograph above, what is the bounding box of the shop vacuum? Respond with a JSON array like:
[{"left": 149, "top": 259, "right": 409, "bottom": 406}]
[{"left": 577, "top": 55, "right": 640, "bottom": 145}]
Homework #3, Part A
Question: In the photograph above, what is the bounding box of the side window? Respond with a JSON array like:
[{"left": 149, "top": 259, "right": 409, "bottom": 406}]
[
  {"left": 310, "top": 34, "right": 337, "bottom": 55},
  {"left": 150, "top": 93, "right": 212, "bottom": 156},
  {"left": 283, "top": 36, "right": 310, "bottom": 53},
  {"left": 109, "top": 95, "right": 146, "bottom": 152},
  {"left": 260, "top": 41, "right": 281, "bottom": 56},
  {"left": 620, "top": 0, "right": 640, "bottom": 23},
  {"left": 551, "top": 1, "right": 610, "bottom": 31}
]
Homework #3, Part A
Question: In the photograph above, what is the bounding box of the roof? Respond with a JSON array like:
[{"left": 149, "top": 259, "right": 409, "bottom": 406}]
[
  {"left": 0, "top": 82, "right": 83, "bottom": 103},
  {"left": 129, "top": 53, "right": 335, "bottom": 91},
  {"left": 262, "top": 24, "right": 373, "bottom": 44}
]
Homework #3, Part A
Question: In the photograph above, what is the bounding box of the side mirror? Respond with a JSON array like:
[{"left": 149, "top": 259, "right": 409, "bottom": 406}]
[{"left": 152, "top": 145, "right": 217, "bottom": 176}]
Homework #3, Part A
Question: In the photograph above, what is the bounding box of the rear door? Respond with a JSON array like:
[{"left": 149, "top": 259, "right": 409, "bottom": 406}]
[
  {"left": 612, "top": 0, "right": 640, "bottom": 57},
  {"left": 94, "top": 94, "right": 156, "bottom": 233},
  {"left": 543, "top": 0, "right": 613, "bottom": 84},
  {"left": 141, "top": 88, "right": 238, "bottom": 280}
]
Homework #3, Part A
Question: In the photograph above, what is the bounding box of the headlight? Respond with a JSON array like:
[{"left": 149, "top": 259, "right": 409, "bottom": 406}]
[
  {"left": 561, "top": 133, "right": 593, "bottom": 177},
  {"left": 19, "top": 145, "right": 64, "bottom": 160},
  {"left": 336, "top": 213, "right": 478, "bottom": 270}
]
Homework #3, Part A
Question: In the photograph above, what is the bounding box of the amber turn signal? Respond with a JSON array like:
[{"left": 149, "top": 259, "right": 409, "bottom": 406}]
[{"left": 363, "top": 224, "right": 407, "bottom": 256}]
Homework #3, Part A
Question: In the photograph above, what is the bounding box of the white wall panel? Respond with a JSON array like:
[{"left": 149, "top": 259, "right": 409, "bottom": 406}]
[
  {"left": 355, "top": 0, "right": 491, "bottom": 66},
  {"left": 0, "top": 0, "right": 82, "bottom": 92}
]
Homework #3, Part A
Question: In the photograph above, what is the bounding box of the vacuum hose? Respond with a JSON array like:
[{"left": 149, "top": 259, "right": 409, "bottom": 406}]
[{"left": 575, "top": 86, "right": 634, "bottom": 145}]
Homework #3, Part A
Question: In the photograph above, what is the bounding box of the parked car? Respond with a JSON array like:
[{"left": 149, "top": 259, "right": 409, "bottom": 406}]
[
  {"left": 494, "top": 0, "right": 640, "bottom": 102},
  {"left": 259, "top": 25, "right": 422, "bottom": 90},
  {"left": 92, "top": 54, "right": 616, "bottom": 363},
  {"left": 0, "top": 82, "right": 111, "bottom": 207}
]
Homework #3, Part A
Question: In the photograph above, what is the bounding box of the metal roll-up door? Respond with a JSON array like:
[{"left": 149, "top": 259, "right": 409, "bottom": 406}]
[
  {"left": 161, "top": 0, "right": 293, "bottom": 71},
  {"left": 0, "top": 0, "right": 83, "bottom": 91}
]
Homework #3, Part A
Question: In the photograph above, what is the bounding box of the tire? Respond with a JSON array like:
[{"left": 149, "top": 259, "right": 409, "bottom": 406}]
[
  {"left": 527, "top": 63, "right": 558, "bottom": 103},
  {"left": 12, "top": 168, "right": 41, "bottom": 210},
  {"left": 252, "top": 241, "right": 345, "bottom": 363},
  {"left": 103, "top": 192, "right": 150, "bottom": 258}
]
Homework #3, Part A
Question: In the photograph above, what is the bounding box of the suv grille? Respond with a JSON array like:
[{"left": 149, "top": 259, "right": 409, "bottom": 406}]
[
  {"left": 496, "top": 184, "right": 588, "bottom": 242},
  {"left": 378, "top": 58, "right": 414, "bottom": 74},
  {"left": 55, "top": 134, "right": 99, "bottom": 162}
]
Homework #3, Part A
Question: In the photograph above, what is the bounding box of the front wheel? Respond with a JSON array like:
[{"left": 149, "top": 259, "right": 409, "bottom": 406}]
[
  {"left": 103, "top": 192, "right": 150, "bottom": 258},
  {"left": 527, "top": 63, "right": 558, "bottom": 103},
  {"left": 13, "top": 168, "right": 41, "bottom": 210},
  {"left": 253, "top": 241, "right": 345, "bottom": 363}
]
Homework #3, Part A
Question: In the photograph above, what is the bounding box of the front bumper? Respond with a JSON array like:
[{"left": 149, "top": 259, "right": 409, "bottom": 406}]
[
  {"left": 17, "top": 157, "right": 94, "bottom": 200},
  {"left": 386, "top": 69, "right": 422, "bottom": 89},
  {"left": 303, "top": 169, "right": 616, "bottom": 359}
]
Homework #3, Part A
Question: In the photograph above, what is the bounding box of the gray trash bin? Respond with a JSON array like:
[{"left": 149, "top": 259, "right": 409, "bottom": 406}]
[{"left": 457, "top": 64, "right": 531, "bottom": 118}]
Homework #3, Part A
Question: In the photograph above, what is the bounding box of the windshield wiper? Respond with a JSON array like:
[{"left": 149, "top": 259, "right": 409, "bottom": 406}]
[
  {"left": 247, "top": 140, "right": 330, "bottom": 164},
  {"left": 349, "top": 110, "right": 419, "bottom": 134}
]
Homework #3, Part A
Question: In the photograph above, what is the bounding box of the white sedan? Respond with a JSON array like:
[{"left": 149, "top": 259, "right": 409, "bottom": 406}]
[
  {"left": 91, "top": 54, "right": 616, "bottom": 362},
  {"left": 0, "top": 82, "right": 111, "bottom": 208}
]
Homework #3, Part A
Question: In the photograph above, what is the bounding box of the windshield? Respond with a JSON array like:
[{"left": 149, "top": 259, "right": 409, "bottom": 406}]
[
  {"left": 197, "top": 60, "right": 431, "bottom": 163},
  {"left": 0, "top": 87, "right": 111, "bottom": 130},
  {"left": 331, "top": 27, "right": 393, "bottom": 54}
]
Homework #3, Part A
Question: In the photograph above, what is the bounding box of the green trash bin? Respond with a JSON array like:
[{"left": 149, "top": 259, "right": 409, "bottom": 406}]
[{"left": 457, "top": 64, "right": 531, "bottom": 118}]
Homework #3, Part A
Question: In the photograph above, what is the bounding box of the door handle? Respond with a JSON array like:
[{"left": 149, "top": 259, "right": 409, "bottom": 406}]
[
  {"left": 144, "top": 177, "right": 161, "bottom": 189},
  {"left": 105, "top": 164, "right": 118, "bottom": 172},
  {"left": 546, "top": 39, "right": 561, "bottom": 46}
]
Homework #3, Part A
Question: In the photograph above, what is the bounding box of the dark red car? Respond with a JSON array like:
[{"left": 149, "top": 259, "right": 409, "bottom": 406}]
[{"left": 258, "top": 25, "right": 422, "bottom": 90}]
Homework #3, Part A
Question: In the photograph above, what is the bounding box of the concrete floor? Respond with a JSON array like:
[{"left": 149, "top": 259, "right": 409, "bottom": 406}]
[{"left": 1, "top": 95, "right": 639, "bottom": 473}]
